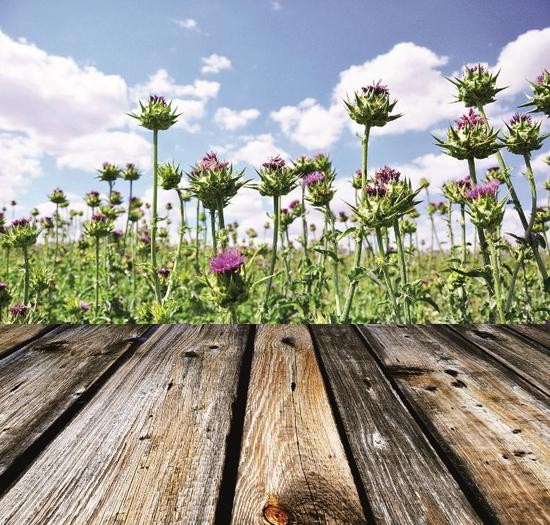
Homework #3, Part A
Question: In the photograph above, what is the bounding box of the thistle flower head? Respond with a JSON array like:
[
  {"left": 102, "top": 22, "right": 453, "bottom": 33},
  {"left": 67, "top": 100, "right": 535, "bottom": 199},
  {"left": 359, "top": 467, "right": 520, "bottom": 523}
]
[
  {"left": 454, "top": 109, "right": 485, "bottom": 130},
  {"left": 292, "top": 155, "right": 316, "bottom": 176},
  {"left": 83, "top": 213, "right": 114, "bottom": 238},
  {"left": 338, "top": 211, "right": 349, "bottom": 222},
  {"left": 109, "top": 190, "right": 123, "bottom": 206},
  {"left": 157, "top": 267, "right": 171, "bottom": 278},
  {"left": 449, "top": 64, "right": 505, "bottom": 107},
  {"left": 128, "top": 94, "right": 180, "bottom": 131},
  {"left": 98, "top": 162, "right": 121, "bottom": 183},
  {"left": 289, "top": 199, "right": 300, "bottom": 209},
  {"left": 255, "top": 155, "right": 297, "bottom": 197},
  {"left": 465, "top": 179, "right": 505, "bottom": 230},
  {"left": 4, "top": 217, "right": 40, "bottom": 248},
  {"left": 9, "top": 303, "right": 29, "bottom": 318},
  {"left": 84, "top": 190, "right": 102, "bottom": 208},
  {"left": 345, "top": 82, "right": 401, "bottom": 127},
  {"left": 443, "top": 175, "right": 473, "bottom": 204},
  {"left": 352, "top": 169, "right": 363, "bottom": 190},
  {"left": 520, "top": 69, "right": 550, "bottom": 117},
  {"left": 159, "top": 161, "right": 183, "bottom": 190},
  {"left": 302, "top": 171, "right": 324, "bottom": 187},
  {"left": 374, "top": 166, "right": 401, "bottom": 184},
  {"left": 502, "top": 113, "right": 546, "bottom": 155},
  {"left": 209, "top": 249, "right": 245, "bottom": 274},
  {"left": 48, "top": 187, "right": 67, "bottom": 205},
  {"left": 467, "top": 179, "right": 500, "bottom": 200},
  {"left": 123, "top": 162, "right": 142, "bottom": 181},
  {"left": 79, "top": 301, "right": 91, "bottom": 313},
  {"left": 262, "top": 155, "right": 286, "bottom": 171}
]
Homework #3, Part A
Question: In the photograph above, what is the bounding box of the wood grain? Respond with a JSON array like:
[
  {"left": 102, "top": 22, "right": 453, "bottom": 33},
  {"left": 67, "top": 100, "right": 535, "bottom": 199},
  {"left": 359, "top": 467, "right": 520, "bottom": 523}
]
[
  {"left": 0, "top": 324, "right": 150, "bottom": 482},
  {"left": 449, "top": 324, "right": 550, "bottom": 397},
  {"left": 231, "top": 325, "right": 366, "bottom": 525},
  {"left": 0, "top": 325, "right": 53, "bottom": 359},
  {"left": 360, "top": 324, "right": 550, "bottom": 525},
  {"left": 313, "top": 325, "right": 481, "bottom": 525},
  {"left": 0, "top": 324, "right": 250, "bottom": 525},
  {"left": 506, "top": 324, "right": 550, "bottom": 349}
]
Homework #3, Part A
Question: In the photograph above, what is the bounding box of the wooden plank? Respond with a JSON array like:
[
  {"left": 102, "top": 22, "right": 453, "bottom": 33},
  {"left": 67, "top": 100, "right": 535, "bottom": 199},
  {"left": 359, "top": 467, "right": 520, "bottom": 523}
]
[
  {"left": 231, "top": 325, "right": 366, "bottom": 525},
  {"left": 506, "top": 324, "right": 550, "bottom": 349},
  {"left": 449, "top": 324, "right": 550, "bottom": 397},
  {"left": 0, "top": 324, "right": 250, "bottom": 525},
  {"left": 0, "top": 324, "right": 53, "bottom": 359},
  {"left": 360, "top": 324, "right": 550, "bottom": 525},
  {"left": 0, "top": 324, "right": 150, "bottom": 482},
  {"left": 313, "top": 325, "right": 481, "bottom": 525}
]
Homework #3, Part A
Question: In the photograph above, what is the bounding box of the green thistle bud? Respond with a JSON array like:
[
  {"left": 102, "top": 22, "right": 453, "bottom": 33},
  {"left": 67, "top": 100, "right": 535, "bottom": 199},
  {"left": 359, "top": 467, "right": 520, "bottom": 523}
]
[
  {"left": 254, "top": 156, "right": 298, "bottom": 197},
  {"left": 98, "top": 204, "right": 120, "bottom": 221},
  {"left": 291, "top": 155, "right": 316, "bottom": 177},
  {"left": 345, "top": 83, "right": 401, "bottom": 127},
  {"left": 544, "top": 178, "right": 550, "bottom": 192},
  {"left": 128, "top": 95, "right": 180, "bottom": 131},
  {"left": 98, "top": 162, "right": 121, "bottom": 182},
  {"left": 83, "top": 213, "right": 114, "bottom": 238},
  {"left": 465, "top": 180, "right": 505, "bottom": 231},
  {"left": 123, "top": 163, "right": 142, "bottom": 181},
  {"left": 502, "top": 113, "right": 547, "bottom": 155},
  {"left": 520, "top": 70, "right": 550, "bottom": 117},
  {"left": 449, "top": 64, "right": 505, "bottom": 108},
  {"left": 304, "top": 171, "right": 336, "bottom": 207},
  {"left": 109, "top": 190, "right": 123, "bottom": 206},
  {"left": 4, "top": 218, "right": 40, "bottom": 248},
  {"left": 84, "top": 191, "right": 102, "bottom": 208},
  {"left": 401, "top": 218, "right": 417, "bottom": 234},
  {"left": 435, "top": 109, "right": 501, "bottom": 160},
  {"left": 159, "top": 162, "right": 183, "bottom": 190},
  {"left": 48, "top": 188, "right": 67, "bottom": 205}
]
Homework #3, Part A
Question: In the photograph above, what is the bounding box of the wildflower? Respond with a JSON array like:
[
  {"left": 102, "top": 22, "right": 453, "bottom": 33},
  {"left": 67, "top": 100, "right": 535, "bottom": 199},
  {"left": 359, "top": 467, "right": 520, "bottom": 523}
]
[
  {"left": 302, "top": 171, "right": 324, "bottom": 187},
  {"left": 485, "top": 166, "right": 507, "bottom": 183},
  {"left": 128, "top": 94, "right": 180, "bottom": 131},
  {"left": 123, "top": 162, "right": 142, "bottom": 181},
  {"left": 345, "top": 82, "right": 401, "bottom": 127},
  {"left": 292, "top": 155, "right": 316, "bottom": 177},
  {"left": 157, "top": 267, "right": 171, "bottom": 278},
  {"left": 351, "top": 169, "right": 363, "bottom": 190},
  {"left": 435, "top": 109, "right": 501, "bottom": 160},
  {"left": 159, "top": 162, "right": 183, "bottom": 190},
  {"left": 467, "top": 179, "right": 500, "bottom": 200},
  {"left": 289, "top": 199, "right": 300, "bottom": 209},
  {"left": 502, "top": 113, "right": 547, "bottom": 155},
  {"left": 465, "top": 180, "right": 505, "bottom": 230},
  {"left": 255, "top": 155, "right": 297, "bottom": 197},
  {"left": 210, "top": 249, "right": 245, "bottom": 274},
  {"left": 48, "top": 188, "right": 67, "bottom": 205},
  {"left": 520, "top": 69, "right": 550, "bottom": 117},
  {"left": 80, "top": 301, "right": 91, "bottom": 313},
  {"left": 449, "top": 64, "right": 505, "bottom": 107},
  {"left": 98, "top": 162, "right": 121, "bottom": 182},
  {"left": 208, "top": 249, "right": 248, "bottom": 310},
  {"left": 4, "top": 218, "right": 40, "bottom": 248},
  {"left": 109, "top": 190, "right": 123, "bottom": 206},
  {"left": 442, "top": 176, "right": 472, "bottom": 204},
  {"left": 84, "top": 191, "right": 102, "bottom": 208},
  {"left": 338, "top": 211, "right": 349, "bottom": 222},
  {"left": 9, "top": 303, "right": 29, "bottom": 318},
  {"left": 83, "top": 213, "right": 114, "bottom": 238},
  {"left": 112, "top": 229, "right": 123, "bottom": 240},
  {"left": 374, "top": 166, "right": 401, "bottom": 184}
]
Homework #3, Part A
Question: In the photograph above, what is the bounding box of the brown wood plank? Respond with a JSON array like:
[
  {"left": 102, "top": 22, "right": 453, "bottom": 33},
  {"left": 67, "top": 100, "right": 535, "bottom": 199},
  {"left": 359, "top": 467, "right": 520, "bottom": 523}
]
[
  {"left": 506, "top": 324, "right": 550, "bottom": 349},
  {"left": 360, "top": 324, "right": 550, "bottom": 525},
  {"left": 449, "top": 324, "right": 550, "bottom": 397},
  {"left": 0, "top": 324, "right": 250, "bottom": 525},
  {"left": 231, "top": 325, "right": 366, "bottom": 525},
  {"left": 0, "top": 325, "right": 54, "bottom": 358},
  {"left": 313, "top": 325, "right": 481, "bottom": 525},
  {"left": 0, "top": 324, "right": 150, "bottom": 483}
]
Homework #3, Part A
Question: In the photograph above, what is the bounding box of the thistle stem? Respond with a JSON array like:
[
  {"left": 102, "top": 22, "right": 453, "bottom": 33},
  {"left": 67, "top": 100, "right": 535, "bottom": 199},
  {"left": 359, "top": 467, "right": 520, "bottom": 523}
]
[
  {"left": 488, "top": 232, "right": 506, "bottom": 323},
  {"left": 122, "top": 179, "right": 133, "bottom": 254},
  {"left": 341, "top": 125, "right": 370, "bottom": 323},
  {"left": 95, "top": 237, "right": 100, "bottom": 312},
  {"left": 261, "top": 195, "right": 280, "bottom": 322},
  {"left": 194, "top": 199, "right": 200, "bottom": 272},
  {"left": 376, "top": 226, "right": 401, "bottom": 323},
  {"left": 301, "top": 184, "right": 309, "bottom": 261},
  {"left": 164, "top": 189, "right": 186, "bottom": 302},
  {"left": 151, "top": 129, "right": 162, "bottom": 302},
  {"left": 210, "top": 209, "right": 218, "bottom": 255},
  {"left": 393, "top": 220, "right": 410, "bottom": 323},
  {"left": 447, "top": 204, "right": 454, "bottom": 253},
  {"left": 22, "top": 245, "right": 30, "bottom": 305},
  {"left": 460, "top": 203, "right": 467, "bottom": 264},
  {"left": 328, "top": 205, "right": 341, "bottom": 317}
]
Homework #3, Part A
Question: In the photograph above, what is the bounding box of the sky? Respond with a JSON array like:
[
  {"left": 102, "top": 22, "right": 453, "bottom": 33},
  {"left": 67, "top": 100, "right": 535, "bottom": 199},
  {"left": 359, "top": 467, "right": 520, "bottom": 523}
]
[{"left": 0, "top": 0, "right": 549, "bottom": 241}]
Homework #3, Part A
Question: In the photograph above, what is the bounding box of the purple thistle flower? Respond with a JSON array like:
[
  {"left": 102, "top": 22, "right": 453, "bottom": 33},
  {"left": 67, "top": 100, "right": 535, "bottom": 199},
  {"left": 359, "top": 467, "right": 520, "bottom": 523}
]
[
  {"left": 467, "top": 64, "right": 486, "bottom": 74},
  {"left": 365, "top": 184, "right": 387, "bottom": 197},
  {"left": 536, "top": 71, "right": 547, "bottom": 84},
  {"left": 281, "top": 208, "right": 289, "bottom": 215},
  {"left": 302, "top": 171, "right": 324, "bottom": 187},
  {"left": 467, "top": 179, "right": 500, "bottom": 200},
  {"left": 509, "top": 113, "right": 532, "bottom": 126},
  {"left": 149, "top": 94, "right": 167, "bottom": 106},
  {"left": 288, "top": 199, "right": 300, "bottom": 209},
  {"left": 455, "top": 109, "right": 485, "bottom": 130},
  {"left": 157, "top": 267, "right": 171, "bottom": 278},
  {"left": 374, "top": 166, "right": 401, "bottom": 184},
  {"left": 91, "top": 213, "right": 109, "bottom": 223},
  {"left": 113, "top": 229, "right": 123, "bottom": 239},
  {"left": 9, "top": 303, "right": 28, "bottom": 317},
  {"left": 262, "top": 155, "right": 286, "bottom": 171},
  {"left": 79, "top": 301, "right": 91, "bottom": 312},
  {"left": 126, "top": 162, "right": 135, "bottom": 169},
  {"left": 0, "top": 282, "right": 7, "bottom": 291},
  {"left": 457, "top": 175, "right": 472, "bottom": 188},
  {"left": 361, "top": 82, "right": 389, "bottom": 96},
  {"left": 10, "top": 217, "right": 31, "bottom": 228},
  {"left": 139, "top": 235, "right": 151, "bottom": 244},
  {"left": 209, "top": 249, "right": 245, "bottom": 274}
]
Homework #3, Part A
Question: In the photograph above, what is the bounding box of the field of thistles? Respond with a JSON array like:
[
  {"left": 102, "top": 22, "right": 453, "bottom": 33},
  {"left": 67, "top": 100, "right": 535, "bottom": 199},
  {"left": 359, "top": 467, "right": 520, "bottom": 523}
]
[{"left": 0, "top": 67, "right": 548, "bottom": 324}]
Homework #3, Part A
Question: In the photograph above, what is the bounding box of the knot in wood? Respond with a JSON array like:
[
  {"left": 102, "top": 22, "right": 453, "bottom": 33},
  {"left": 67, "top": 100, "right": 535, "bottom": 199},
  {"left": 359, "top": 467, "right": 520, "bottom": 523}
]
[{"left": 263, "top": 504, "right": 290, "bottom": 525}]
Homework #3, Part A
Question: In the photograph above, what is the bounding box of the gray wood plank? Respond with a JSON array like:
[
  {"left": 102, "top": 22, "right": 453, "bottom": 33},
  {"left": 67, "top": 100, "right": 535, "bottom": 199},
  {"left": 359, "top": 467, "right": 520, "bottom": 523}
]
[
  {"left": 231, "top": 325, "right": 366, "bottom": 524},
  {"left": 449, "top": 324, "right": 550, "bottom": 397},
  {"left": 506, "top": 324, "right": 550, "bottom": 349},
  {"left": 313, "top": 325, "right": 481, "bottom": 525},
  {"left": 0, "top": 324, "right": 151, "bottom": 483},
  {"left": 0, "top": 325, "right": 54, "bottom": 359},
  {"left": 0, "top": 325, "right": 250, "bottom": 525},
  {"left": 360, "top": 324, "right": 550, "bottom": 525}
]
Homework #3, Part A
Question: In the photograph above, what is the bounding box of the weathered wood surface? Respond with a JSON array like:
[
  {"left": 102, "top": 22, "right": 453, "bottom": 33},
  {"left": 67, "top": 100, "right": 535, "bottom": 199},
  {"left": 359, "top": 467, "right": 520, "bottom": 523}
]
[
  {"left": 448, "top": 324, "right": 550, "bottom": 397},
  {"left": 506, "top": 324, "right": 550, "bottom": 348},
  {"left": 313, "top": 325, "right": 481, "bottom": 525},
  {"left": 0, "top": 324, "right": 150, "bottom": 484},
  {"left": 0, "top": 325, "right": 250, "bottom": 525},
  {"left": 0, "top": 325, "right": 53, "bottom": 358},
  {"left": 231, "top": 325, "right": 366, "bottom": 524},
  {"left": 359, "top": 324, "right": 550, "bottom": 525},
  {"left": 0, "top": 323, "right": 548, "bottom": 524}
]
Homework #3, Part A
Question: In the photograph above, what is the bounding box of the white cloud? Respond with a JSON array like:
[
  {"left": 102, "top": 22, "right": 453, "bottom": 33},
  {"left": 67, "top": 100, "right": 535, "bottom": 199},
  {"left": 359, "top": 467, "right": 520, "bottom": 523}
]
[
  {"left": 174, "top": 18, "right": 198, "bottom": 31},
  {"left": 214, "top": 107, "right": 260, "bottom": 130},
  {"left": 271, "top": 98, "right": 344, "bottom": 150},
  {"left": 0, "top": 133, "right": 43, "bottom": 203},
  {"left": 228, "top": 134, "right": 289, "bottom": 168},
  {"left": 271, "top": 1, "right": 282, "bottom": 11},
  {"left": 200, "top": 54, "right": 232, "bottom": 74},
  {"left": 495, "top": 28, "right": 550, "bottom": 96}
]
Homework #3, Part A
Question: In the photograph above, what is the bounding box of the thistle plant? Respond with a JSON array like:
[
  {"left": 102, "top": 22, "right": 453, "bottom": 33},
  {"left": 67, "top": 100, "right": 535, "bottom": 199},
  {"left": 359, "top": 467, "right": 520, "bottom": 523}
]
[
  {"left": 292, "top": 155, "right": 317, "bottom": 259},
  {"left": 520, "top": 69, "right": 550, "bottom": 117},
  {"left": 341, "top": 82, "right": 401, "bottom": 322},
  {"left": 128, "top": 95, "right": 180, "bottom": 302},
  {"left": 0, "top": 282, "right": 11, "bottom": 322}
]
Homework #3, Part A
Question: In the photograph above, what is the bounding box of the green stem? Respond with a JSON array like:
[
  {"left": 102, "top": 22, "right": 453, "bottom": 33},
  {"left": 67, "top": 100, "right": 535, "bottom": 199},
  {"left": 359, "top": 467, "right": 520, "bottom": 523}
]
[
  {"left": 229, "top": 304, "right": 238, "bottom": 324},
  {"left": 301, "top": 184, "right": 308, "bottom": 261},
  {"left": 447, "top": 203, "right": 454, "bottom": 253},
  {"left": 393, "top": 220, "right": 410, "bottom": 323},
  {"left": 164, "top": 189, "right": 186, "bottom": 302},
  {"left": 328, "top": 205, "right": 341, "bottom": 317},
  {"left": 122, "top": 180, "right": 133, "bottom": 254},
  {"left": 194, "top": 199, "right": 200, "bottom": 272},
  {"left": 151, "top": 129, "right": 161, "bottom": 302},
  {"left": 261, "top": 195, "right": 280, "bottom": 322},
  {"left": 210, "top": 209, "right": 218, "bottom": 255},
  {"left": 22, "top": 245, "right": 30, "bottom": 305},
  {"left": 460, "top": 204, "right": 467, "bottom": 264},
  {"left": 340, "top": 125, "right": 370, "bottom": 322},
  {"left": 488, "top": 232, "right": 505, "bottom": 323},
  {"left": 376, "top": 227, "right": 401, "bottom": 323},
  {"left": 95, "top": 237, "right": 100, "bottom": 312}
]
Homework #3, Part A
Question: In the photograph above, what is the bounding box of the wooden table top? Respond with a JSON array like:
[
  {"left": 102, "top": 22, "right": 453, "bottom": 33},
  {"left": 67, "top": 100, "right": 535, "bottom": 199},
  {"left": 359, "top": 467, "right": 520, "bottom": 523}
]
[{"left": 0, "top": 324, "right": 548, "bottom": 524}]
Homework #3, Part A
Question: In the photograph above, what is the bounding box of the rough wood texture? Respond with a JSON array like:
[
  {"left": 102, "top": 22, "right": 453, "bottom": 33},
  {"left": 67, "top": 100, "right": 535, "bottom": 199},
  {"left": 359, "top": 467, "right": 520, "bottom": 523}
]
[
  {"left": 313, "top": 325, "right": 481, "bottom": 525},
  {"left": 0, "top": 325, "right": 52, "bottom": 358},
  {"left": 0, "top": 324, "right": 250, "bottom": 525},
  {"left": 360, "top": 324, "right": 550, "bottom": 525},
  {"left": 507, "top": 324, "right": 550, "bottom": 348},
  {"left": 231, "top": 325, "right": 366, "bottom": 525},
  {"left": 0, "top": 324, "right": 149, "bottom": 482},
  {"left": 449, "top": 324, "right": 550, "bottom": 397}
]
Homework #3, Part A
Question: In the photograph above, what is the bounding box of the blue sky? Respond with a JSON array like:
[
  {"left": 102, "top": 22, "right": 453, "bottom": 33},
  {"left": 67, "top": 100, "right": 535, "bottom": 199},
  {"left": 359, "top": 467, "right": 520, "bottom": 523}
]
[{"left": 0, "top": 0, "right": 549, "bottom": 239}]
